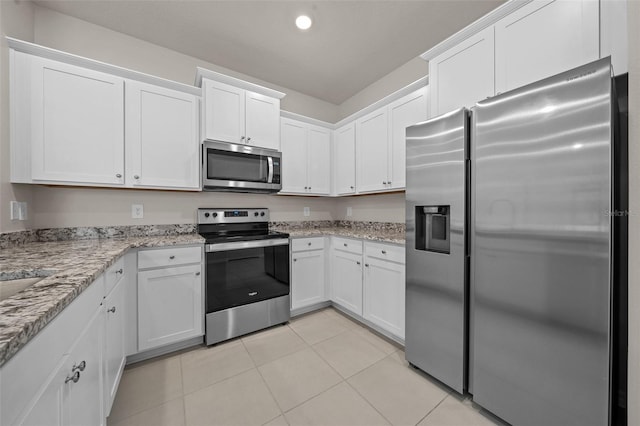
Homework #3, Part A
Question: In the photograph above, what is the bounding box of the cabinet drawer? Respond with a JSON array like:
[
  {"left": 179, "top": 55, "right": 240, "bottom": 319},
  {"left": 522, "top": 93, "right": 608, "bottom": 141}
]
[
  {"left": 104, "top": 255, "right": 125, "bottom": 296},
  {"left": 365, "top": 242, "right": 405, "bottom": 264},
  {"left": 138, "top": 245, "right": 202, "bottom": 269},
  {"left": 291, "top": 237, "right": 325, "bottom": 252},
  {"left": 332, "top": 237, "right": 363, "bottom": 255}
]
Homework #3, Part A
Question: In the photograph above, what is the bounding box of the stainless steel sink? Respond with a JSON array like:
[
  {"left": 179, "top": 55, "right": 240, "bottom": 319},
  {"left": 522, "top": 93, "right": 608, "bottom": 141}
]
[{"left": 0, "top": 277, "right": 44, "bottom": 301}]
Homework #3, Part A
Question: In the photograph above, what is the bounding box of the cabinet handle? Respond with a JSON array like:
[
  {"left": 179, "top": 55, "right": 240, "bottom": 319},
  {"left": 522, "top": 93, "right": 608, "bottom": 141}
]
[
  {"left": 65, "top": 371, "right": 80, "bottom": 384},
  {"left": 116, "top": 173, "right": 122, "bottom": 178},
  {"left": 365, "top": 263, "right": 369, "bottom": 267},
  {"left": 72, "top": 360, "right": 86, "bottom": 372},
  {"left": 382, "top": 181, "right": 387, "bottom": 185},
  {"left": 195, "top": 272, "right": 201, "bottom": 276},
  {"left": 107, "top": 306, "right": 116, "bottom": 313},
  {"left": 381, "top": 250, "right": 387, "bottom": 254},
  {"left": 115, "top": 268, "right": 123, "bottom": 274},
  {"left": 356, "top": 261, "right": 361, "bottom": 265},
  {"left": 387, "top": 181, "right": 391, "bottom": 185},
  {"left": 134, "top": 175, "right": 140, "bottom": 180},
  {"left": 169, "top": 255, "right": 175, "bottom": 259}
]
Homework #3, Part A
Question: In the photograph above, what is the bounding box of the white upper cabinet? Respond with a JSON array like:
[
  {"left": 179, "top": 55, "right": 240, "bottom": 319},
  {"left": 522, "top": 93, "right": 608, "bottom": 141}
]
[
  {"left": 356, "top": 107, "right": 389, "bottom": 193},
  {"left": 387, "top": 86, "right": 428, "bottom": 190},
  {"left": 245, "top": 91, "right": 281, "bottom": 150},
  {"left": 494, "top": 0, "right": 599, "bottom": 94},
  {"left": 280, "top": 117, "right": 331, "bottom": 195},
  {"left": 333, "top": 122, "right": 356, "bottom": 195},
  {"left": 125, "top": 81, "right": 200, "bottom": 190},
  {"left": 201, "top": 77, "right": 282, "bottom": 151},
  {"left": 429, "top": 26, "right": 495, "bottom": 117},
  {"left": 29, "top": 55, "right": 125, "bottom": 185},
  {"left": 202, "top": 79, "right": 245, "bottom": 144}
]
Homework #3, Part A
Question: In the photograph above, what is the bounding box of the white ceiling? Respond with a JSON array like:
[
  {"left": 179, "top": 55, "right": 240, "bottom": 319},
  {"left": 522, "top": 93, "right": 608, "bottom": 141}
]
[{"left": 34, "top": 0, "right": 505, "bottom": 105}]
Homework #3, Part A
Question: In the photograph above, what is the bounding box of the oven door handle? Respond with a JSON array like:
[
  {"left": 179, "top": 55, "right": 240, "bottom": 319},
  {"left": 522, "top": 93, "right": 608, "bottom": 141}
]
[{"left": 206, "top": 238, "right": 289, "bottom": 252}]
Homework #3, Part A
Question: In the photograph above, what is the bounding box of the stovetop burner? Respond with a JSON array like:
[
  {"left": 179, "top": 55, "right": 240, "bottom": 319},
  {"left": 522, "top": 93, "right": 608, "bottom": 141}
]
[{"left": 197, "top": 208, "right": 289, "bottom": 243}]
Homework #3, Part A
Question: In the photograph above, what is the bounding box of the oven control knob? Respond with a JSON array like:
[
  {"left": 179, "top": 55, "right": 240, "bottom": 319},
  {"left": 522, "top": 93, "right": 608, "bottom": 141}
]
[
  {"left": 204, "top": 213, "right": 210, "bottom": 218},
  {"left": 213, "top": 213, "right": 218, "bottom": 218},
  {"left": 260, "top": 212, "right": 265, "bottom": 217},
  {"left": 254, "top": 212, "right": 259, "bottom": 217}
]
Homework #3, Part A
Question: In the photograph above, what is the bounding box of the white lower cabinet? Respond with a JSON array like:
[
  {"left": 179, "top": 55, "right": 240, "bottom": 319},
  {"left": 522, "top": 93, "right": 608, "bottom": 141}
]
[
  {"left": 363, "top": 257, "right": 406, "bottom": 340},
  {"left": 291, "top": 237, "right": 327, "bottom": 310},
  {"left": 330, "top": 238, "right": 363, "bottom": 316},
  {"left": 137, "top": 246, "right": 204, "bottom": 352},
  {"left": 103, "top": 277, "right": 127, "bottom": 415}
]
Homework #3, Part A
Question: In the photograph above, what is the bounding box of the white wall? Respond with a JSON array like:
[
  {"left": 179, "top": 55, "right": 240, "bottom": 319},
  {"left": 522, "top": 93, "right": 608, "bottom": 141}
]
[
  {"left": 0, "top": 0, "right": 35, "bottom": 233},
  {"left": 627, "top": 1, "right": 638, "bottom": 423},
  {"left": 331, "top": 192, "right": 405, "bottom": 223}
]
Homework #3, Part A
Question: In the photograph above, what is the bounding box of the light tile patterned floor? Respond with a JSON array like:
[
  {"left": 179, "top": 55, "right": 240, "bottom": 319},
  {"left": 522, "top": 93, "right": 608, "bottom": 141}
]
[{"left": 107, "top": 308, "right": 501, "bottom": 426}]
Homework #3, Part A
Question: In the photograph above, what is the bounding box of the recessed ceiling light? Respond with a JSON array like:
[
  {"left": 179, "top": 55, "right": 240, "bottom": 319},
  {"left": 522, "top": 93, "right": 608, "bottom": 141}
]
[{"left": 295, "top": 15, "right": 312, "bottom": 30}]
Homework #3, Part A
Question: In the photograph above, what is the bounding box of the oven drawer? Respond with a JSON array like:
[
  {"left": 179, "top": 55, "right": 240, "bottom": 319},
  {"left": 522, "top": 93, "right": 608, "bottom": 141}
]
[
  {"left": 332, "top": 237, "right": 363, "bottom": 255},
  {"left": 291, "top": 237, "right": 325, "bottom": 252},
  {"left": 138, "top": 246, "right": 202, "bottom": 269}
]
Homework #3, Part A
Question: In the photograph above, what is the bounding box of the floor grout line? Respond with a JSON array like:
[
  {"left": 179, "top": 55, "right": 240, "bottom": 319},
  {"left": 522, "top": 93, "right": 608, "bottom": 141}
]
[{"left": 414, "top": 392, "right": 450, "bottom": 426}]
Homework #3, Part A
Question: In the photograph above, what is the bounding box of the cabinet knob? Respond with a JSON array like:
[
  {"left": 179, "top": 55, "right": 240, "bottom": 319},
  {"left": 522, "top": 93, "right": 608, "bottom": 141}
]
[
  {"left": 387, "top": 181, "right": 391, "bottom": 185},
  {"left": 293, "top": 258, "right": 297, "bottom": 262},
  {"left": 134, "top": 175, "right": 140, "bottom": 180},
  {"left": 304, "top": 186, "right": 308, "bottom": 190},
  {"left": 307, "top": 242, "right": 312, "bottom": 246},
  {"left": 115, "top": 268, "right": 123, "bottom": 274},
  {"left": 116, "top": 173, "right": 122, "bottom": 178},
  {"left": 195, "top": 271, "right": 201, "bottom": 276},
  {"left": 381, "top": 250, "right": 387, "bottom": 254},
  {"left": 343, "top": 243, "right": 347, "bottom": 247},
  {"left": 309, "top": 187, "right": 311, "bottom": 190},
  {"left": 356, "top": 261, "right": 361, "bottom": 265},
  {"left": 241, "top": 136, "right": 245, "bottom": 141},
  {"left": 382, "top": 181, "right": 387, "bottom": 185},
  {"left": 107, "top": 306, "right": 116, "bottom": 313},
  {"left": 247, "top": 137, "right": 251, "bottom": 142},
  {"left": 169, "top": 255, "right": 175, "bottom": 259},
  {"left": 350, "top": 186, "right": 354, "bottom": 189},
  {"left": 72, "top": 360, "right": 86, "bottom": 372},
  {"left": 65, "top": 371, "right": 80, "bottom": 384},
  {"left": 365, "top": 263, "right": 370, "bottom": 267}
]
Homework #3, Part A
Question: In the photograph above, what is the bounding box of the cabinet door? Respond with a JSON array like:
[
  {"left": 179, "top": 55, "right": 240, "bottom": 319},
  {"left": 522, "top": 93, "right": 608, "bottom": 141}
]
[
  {"left": 17, "top": 356, "right": 67, "bottom": 426},
  {"left": 334, "top": 123, "right": 356, "bottom": 195},
  {"left": 280, "top": 118, "right": 308, "bottom": 194},
  {"left": 429, "top": 26, "right": 494, "bottom": 117},
  {"left": 103, "top": 278, "right": 126, "bottom": 415},
  {"left": 388, "top": 87, "right": 428, "bottom": 190},
  {"left": 307, "top": 125, "right": 331, "bottom": 195},
  {"left": 495, "top": 0, "right": 599, "bottom": 94},
  {"left": 30, "top": 56, "right": 124, "bottom": 185},
  {"left": 356, "top": 107, "right": 389, "bottom": 193},
  {"left": 363, "top": 258, "right": 405, "bottom": 339},
  {"left": 245, "top": 91, "right": 280, "bottom": 150},
  {"left": 62, "top": 308, "right": 104, "bottom": 426},
  {"left": 291, "top": 250, "right": 326, "bottom": 310},
  {"left": 125, "top": 81, "right": 199, "bottom": 190},
  {"left": 138, "top": 264, "right": 203, "bottom": 351},
  {"left": 203, "top": 79, "right": 245, "bottom": 144},
  {"left": 331, "top": 250, "right": 363, "bottom": 316}
]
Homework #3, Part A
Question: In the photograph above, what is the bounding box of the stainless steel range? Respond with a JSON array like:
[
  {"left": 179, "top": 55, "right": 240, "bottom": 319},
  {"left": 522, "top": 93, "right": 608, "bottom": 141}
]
[{"left": 198, "top": 208, "right": 290, "bottom": 345}]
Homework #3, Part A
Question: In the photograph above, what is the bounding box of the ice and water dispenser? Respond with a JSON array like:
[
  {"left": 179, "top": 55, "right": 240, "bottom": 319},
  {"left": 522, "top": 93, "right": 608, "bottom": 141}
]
[{"left": 415, "top": 206, "right": 450, "bottom": 254}]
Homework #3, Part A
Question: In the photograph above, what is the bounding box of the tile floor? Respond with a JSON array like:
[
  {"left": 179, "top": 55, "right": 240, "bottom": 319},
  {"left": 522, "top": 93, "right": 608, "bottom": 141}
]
[{"left": 107, "top": 308, "right": 502, "bottom": 426}]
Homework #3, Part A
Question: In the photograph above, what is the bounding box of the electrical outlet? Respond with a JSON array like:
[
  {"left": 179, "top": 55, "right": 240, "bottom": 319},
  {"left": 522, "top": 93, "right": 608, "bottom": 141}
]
[
  {"left": 303, "top": 207, "right": 310, "bottom": 217},
  {"left": 10, "top": 201, "right": 20, "bottom": 220},
  {"left": 132, "top": 204, "right": 144, "bottom": 219},
  {"left": 19, "top": 202, "right": 27, "bottom": 220},
  {"left": 346, "top": 207, "right": 353, "bottom": 217}
]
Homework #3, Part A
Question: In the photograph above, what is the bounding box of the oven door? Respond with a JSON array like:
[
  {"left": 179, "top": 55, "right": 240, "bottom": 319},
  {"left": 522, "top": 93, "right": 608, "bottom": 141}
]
[{"left": 205, "top": 238, "right": 290, "bottom": 314}]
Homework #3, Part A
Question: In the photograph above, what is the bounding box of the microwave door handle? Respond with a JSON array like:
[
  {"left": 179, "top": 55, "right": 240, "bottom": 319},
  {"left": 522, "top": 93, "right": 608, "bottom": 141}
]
[{"left": 267, "top": 156, "right": 274, "bottom": 183}]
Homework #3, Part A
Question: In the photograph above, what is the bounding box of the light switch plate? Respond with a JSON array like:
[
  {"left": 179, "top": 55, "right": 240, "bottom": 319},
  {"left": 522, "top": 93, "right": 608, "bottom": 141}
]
[
  {"left": 132, "top": 204, "right": 144, "bottom": 219},
  {"left": 10, "top": 201, "right": 20, "bottom": 220},
  {"left": 303, "top": 207, "right": 310, "bottom": 217}
]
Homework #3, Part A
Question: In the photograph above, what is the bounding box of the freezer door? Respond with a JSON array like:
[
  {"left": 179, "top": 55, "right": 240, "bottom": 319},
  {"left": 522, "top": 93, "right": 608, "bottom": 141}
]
[
  {"left": 472, "top": 58, "right": 612, "bottom": 425},
  {"left": 405, "top": 108, "right": 468, "bottom": 394}
]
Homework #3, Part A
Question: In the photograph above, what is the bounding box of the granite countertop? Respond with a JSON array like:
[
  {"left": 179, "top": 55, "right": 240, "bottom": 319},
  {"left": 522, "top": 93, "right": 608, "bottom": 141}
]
[
  {"left": 0, "top": 234, "right": 204, "bottom": 367},
  {"left": 271, "top": 224, "right": 405, "bottom": 245}
]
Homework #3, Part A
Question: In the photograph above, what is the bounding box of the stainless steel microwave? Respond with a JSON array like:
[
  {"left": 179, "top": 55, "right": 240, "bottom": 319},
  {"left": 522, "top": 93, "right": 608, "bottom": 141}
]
[{"left": 202, "top": 140, "right": 282, "bottom": 193}]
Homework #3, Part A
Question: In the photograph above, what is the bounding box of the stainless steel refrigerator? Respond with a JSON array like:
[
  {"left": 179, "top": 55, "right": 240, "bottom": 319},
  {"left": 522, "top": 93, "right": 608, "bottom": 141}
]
[{"left": 406, "top": 57, "right": 627, "bottom": 425}]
